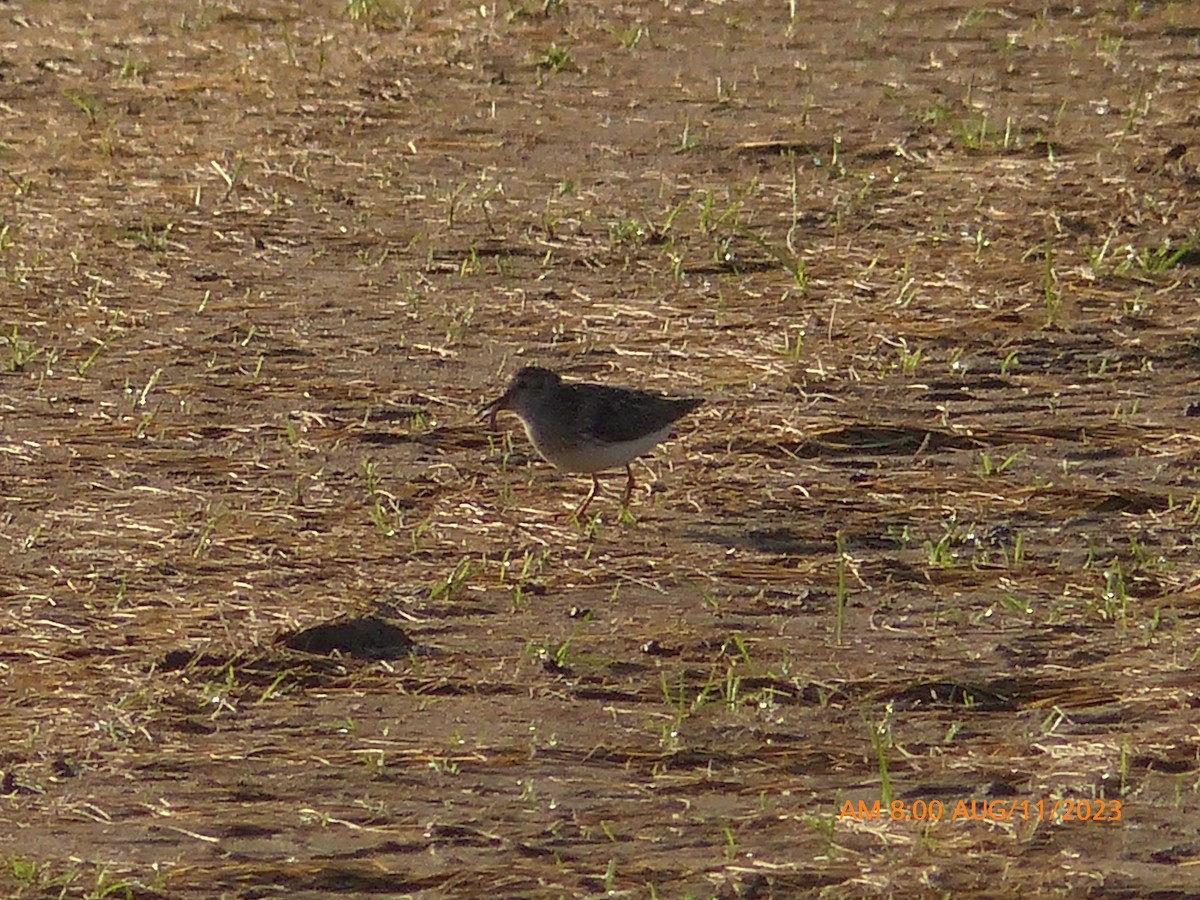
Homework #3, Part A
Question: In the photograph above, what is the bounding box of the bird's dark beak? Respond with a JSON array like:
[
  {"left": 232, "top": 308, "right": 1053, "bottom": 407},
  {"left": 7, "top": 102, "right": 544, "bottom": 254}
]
[{"left": 478, "top": 391, "right": 510, "bottom": 430}]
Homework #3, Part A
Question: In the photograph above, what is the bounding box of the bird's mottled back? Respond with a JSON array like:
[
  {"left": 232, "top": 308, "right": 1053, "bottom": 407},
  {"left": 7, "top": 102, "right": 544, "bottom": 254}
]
[{"left": 572, "top": 384, "right": 703, "bottom": 444}]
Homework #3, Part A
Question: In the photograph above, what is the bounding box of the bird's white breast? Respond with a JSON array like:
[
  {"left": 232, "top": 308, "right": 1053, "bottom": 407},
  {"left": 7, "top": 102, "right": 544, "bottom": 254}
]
[{"left": 524, "top": 420, "right": 672, "bottom": 473}]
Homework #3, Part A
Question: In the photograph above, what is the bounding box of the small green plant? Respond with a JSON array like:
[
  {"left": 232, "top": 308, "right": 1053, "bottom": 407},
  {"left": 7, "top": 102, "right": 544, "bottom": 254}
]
[
  {"left": 921, "top": 101, "right": 950, "bottom": 128},
  {"left": 801, "top": 811, "right": 836, "bottom": 845},
  {"left": 1100, "top": 557, "right": 1129, "bottom": 622},
  {"left": 949, "top": 111, "right": 997, "bottom": 150},
  {"left": 722, "top": 823, "right": 738, "bottom": 860},
  {"left": 536, "top": 631, "right": 577, "bottom": 670},
  {"left": 700, "top": 589, "right": 722, "bottom": 614},
  {"left": 191, "top": 501, "right": 224, "bottom": 559},
  {"left": 712, "top": 234, "right": 734, "bottom": 267},
  {"left": 517, "top": 777, "right": 538, "bottom": 803},
  {"left": 715, "top": 75, "right": 737, "bottom": 104},
  {"left": 8, "top": 857, "right": 45, "bottom": 886},
  {"left": 5, "top": 173, "right": 34, "bottom": 197},
  {"left": 735, "top": 225, "right": 807, "bottom": 288},
  {"left": 1040, "top": 706, "right": 1066, "bottom": 735},
  {"left": 833, "top": 530, "right": 848, "bottom": 644},
  {"left": 866, "top": 704, "right": 894, "bottom": 805},
  {"left": 1086, "top": 223, "right": 1120, "bottom": 276},
  {"left": 782, "top": 326, "right": 804, "bottom": 362},
  {"left": 130, "top": 221, "right": 174, "bottom": 253},
  {"left": 345, "top": 0, "right": 371, "bottom": 21},
  {"left": 1007, "top": 533, "right": 1025, "bottom": 566},
  {"left": 678, "top": 117, "right": 698, "bottom": 152},
  {"left": 1096, "top": 32, "right": 1124, "bottom": 58},
  {"left": 1119, "top": 739, "right": 1131, "bottom": 797},
  {"left": 926, "top": 511, "right": 974, "bottom": 566},
  {"left": 366, "top": 492, "right": 404, "bottom": 539},
  {"left": 612, "top": 23, "right": 647, "bottom": 50},
  {"left": 77, "top": 329, "right": 117, "bottom": 376},
  {"left": 579, "top": 509, "right": 602, "bottom": 538},
  {"left": 895, "top": 276, "right": 918, "bottom": 306},
  {"left": 897, "top": 343, "right": 922, "bottom": 375},
  {"left": 974, "top": 226, "right": 991, "bottom": 261},
  {"left": 978, "top": 449, "right": 1020, "bottom": 478},
  {"left": 1122, "top": 82, "right": 1153, "bottom": 135},
  {"left": 345, "top": 0, "right": 401, "bottom": 27},
  {"left": 660, "top": 671, "right": 687, "bottom": 713},
  {"left": 534, "top": 43, "right": 573, "bottom": 72},
  {"left": 258, "top": 670, "right": 292, "bottom": 705},
  {"left": 947, "top": 346, "right": 966, "bottom": 374},
  {"left": 83, "top": 866, "right": 139, "bottom": 900},
  {"left": 441, "top": 302, "right": 476, "bottom": 345},
  {"left": 698, "top": 188, "right": 745, "bottom": 236},
  {"left": 1112, "top": 398, "right": 1141, "bottom": 422},
  {"left": 117, "top": 56, "right": 150, "bottom": 80},
  {"left": 725, "top": 632, "right": 752, "bottom": 665},
  {"left": 996, "top": 594, "right": 1033, "bottom": 617},
  {"left": 209, "top": 154, "right": 245, "bottom": 201},
  {"left": 925, "top": 528, "right": 957, "bottom": 568},
  {"left": 1123, "top": 235, "right": 1197, "bottom": 275},
  {"left": 63, "top": 89, "right": 103, "bottom": 125},
  {"left": 1, "top": 326, "right": 42, "bottom": 372},
  {"left": 510, "top": 0, "right": 566, "bottom": 18},
  {"left": 1121, "top": 290, "right": 1151, "bottom": 320},
  {"left": 1128, "top": 534, "right": 1168, "bottom": 573},
  {"left": 609, "top": 218, "right": 650, "bottom": 245},
  {"left": 999, "top": 350, "right": 1019, "bottom": 376},
  {"left": 458, "top": 246, "right": 480, "bottom": 276},
  {"left": 953, "top": 7, "right": 986, "bottom": 31},
  {"left": 427, "top": 755, "right": 459, "bottom": 776},
  {"left": 430, "top": 557, "right": 476, "bottom": 603},
  {"left": 502, "top": 546, "right": 550, "bottom": 610},
  {"left": 1042, "top": 243, "right": 1061, "bottom": 326}
]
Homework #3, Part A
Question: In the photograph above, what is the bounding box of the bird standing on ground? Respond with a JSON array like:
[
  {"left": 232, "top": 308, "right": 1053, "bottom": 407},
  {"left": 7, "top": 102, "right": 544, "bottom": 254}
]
[{"left": 479, "top": 366, "right": 703, "bottom": 518}]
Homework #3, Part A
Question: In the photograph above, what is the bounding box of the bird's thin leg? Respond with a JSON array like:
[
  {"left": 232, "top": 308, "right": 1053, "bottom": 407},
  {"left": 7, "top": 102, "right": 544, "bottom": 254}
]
[
  {"left": 621, "top": 463, "right": 636, "bottom": 509},
  {"left": 575, "top": 474, "right": 599, "bottom": 519}
]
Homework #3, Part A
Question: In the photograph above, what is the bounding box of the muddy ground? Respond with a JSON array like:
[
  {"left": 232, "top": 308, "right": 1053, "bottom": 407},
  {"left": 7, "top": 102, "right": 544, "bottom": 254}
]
[{"left": 2, "top": 0, "right": 1200, "bottom": 897}]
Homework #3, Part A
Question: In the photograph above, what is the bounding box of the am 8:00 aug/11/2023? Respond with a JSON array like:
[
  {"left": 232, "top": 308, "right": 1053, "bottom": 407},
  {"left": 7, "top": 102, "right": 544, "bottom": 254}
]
[{"left": 839, "top": 797, "right": 1123, "bottom": 824}]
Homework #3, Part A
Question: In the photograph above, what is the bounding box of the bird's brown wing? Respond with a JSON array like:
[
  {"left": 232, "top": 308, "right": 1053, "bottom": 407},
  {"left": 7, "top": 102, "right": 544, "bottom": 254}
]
[{"left": 571, "top": 385, "right": 703, "bottom": 444}]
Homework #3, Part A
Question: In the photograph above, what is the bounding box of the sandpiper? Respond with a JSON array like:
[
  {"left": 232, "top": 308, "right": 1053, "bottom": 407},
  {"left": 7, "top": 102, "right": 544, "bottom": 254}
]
[{"left": 479, "top": 366, "right": 703, "bottom": 517}]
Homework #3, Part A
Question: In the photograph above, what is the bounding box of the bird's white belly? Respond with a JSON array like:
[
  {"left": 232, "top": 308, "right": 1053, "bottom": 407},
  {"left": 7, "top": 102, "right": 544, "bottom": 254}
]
[{"left": 526, "top": 422, "right": 672, "bottom": 473}]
